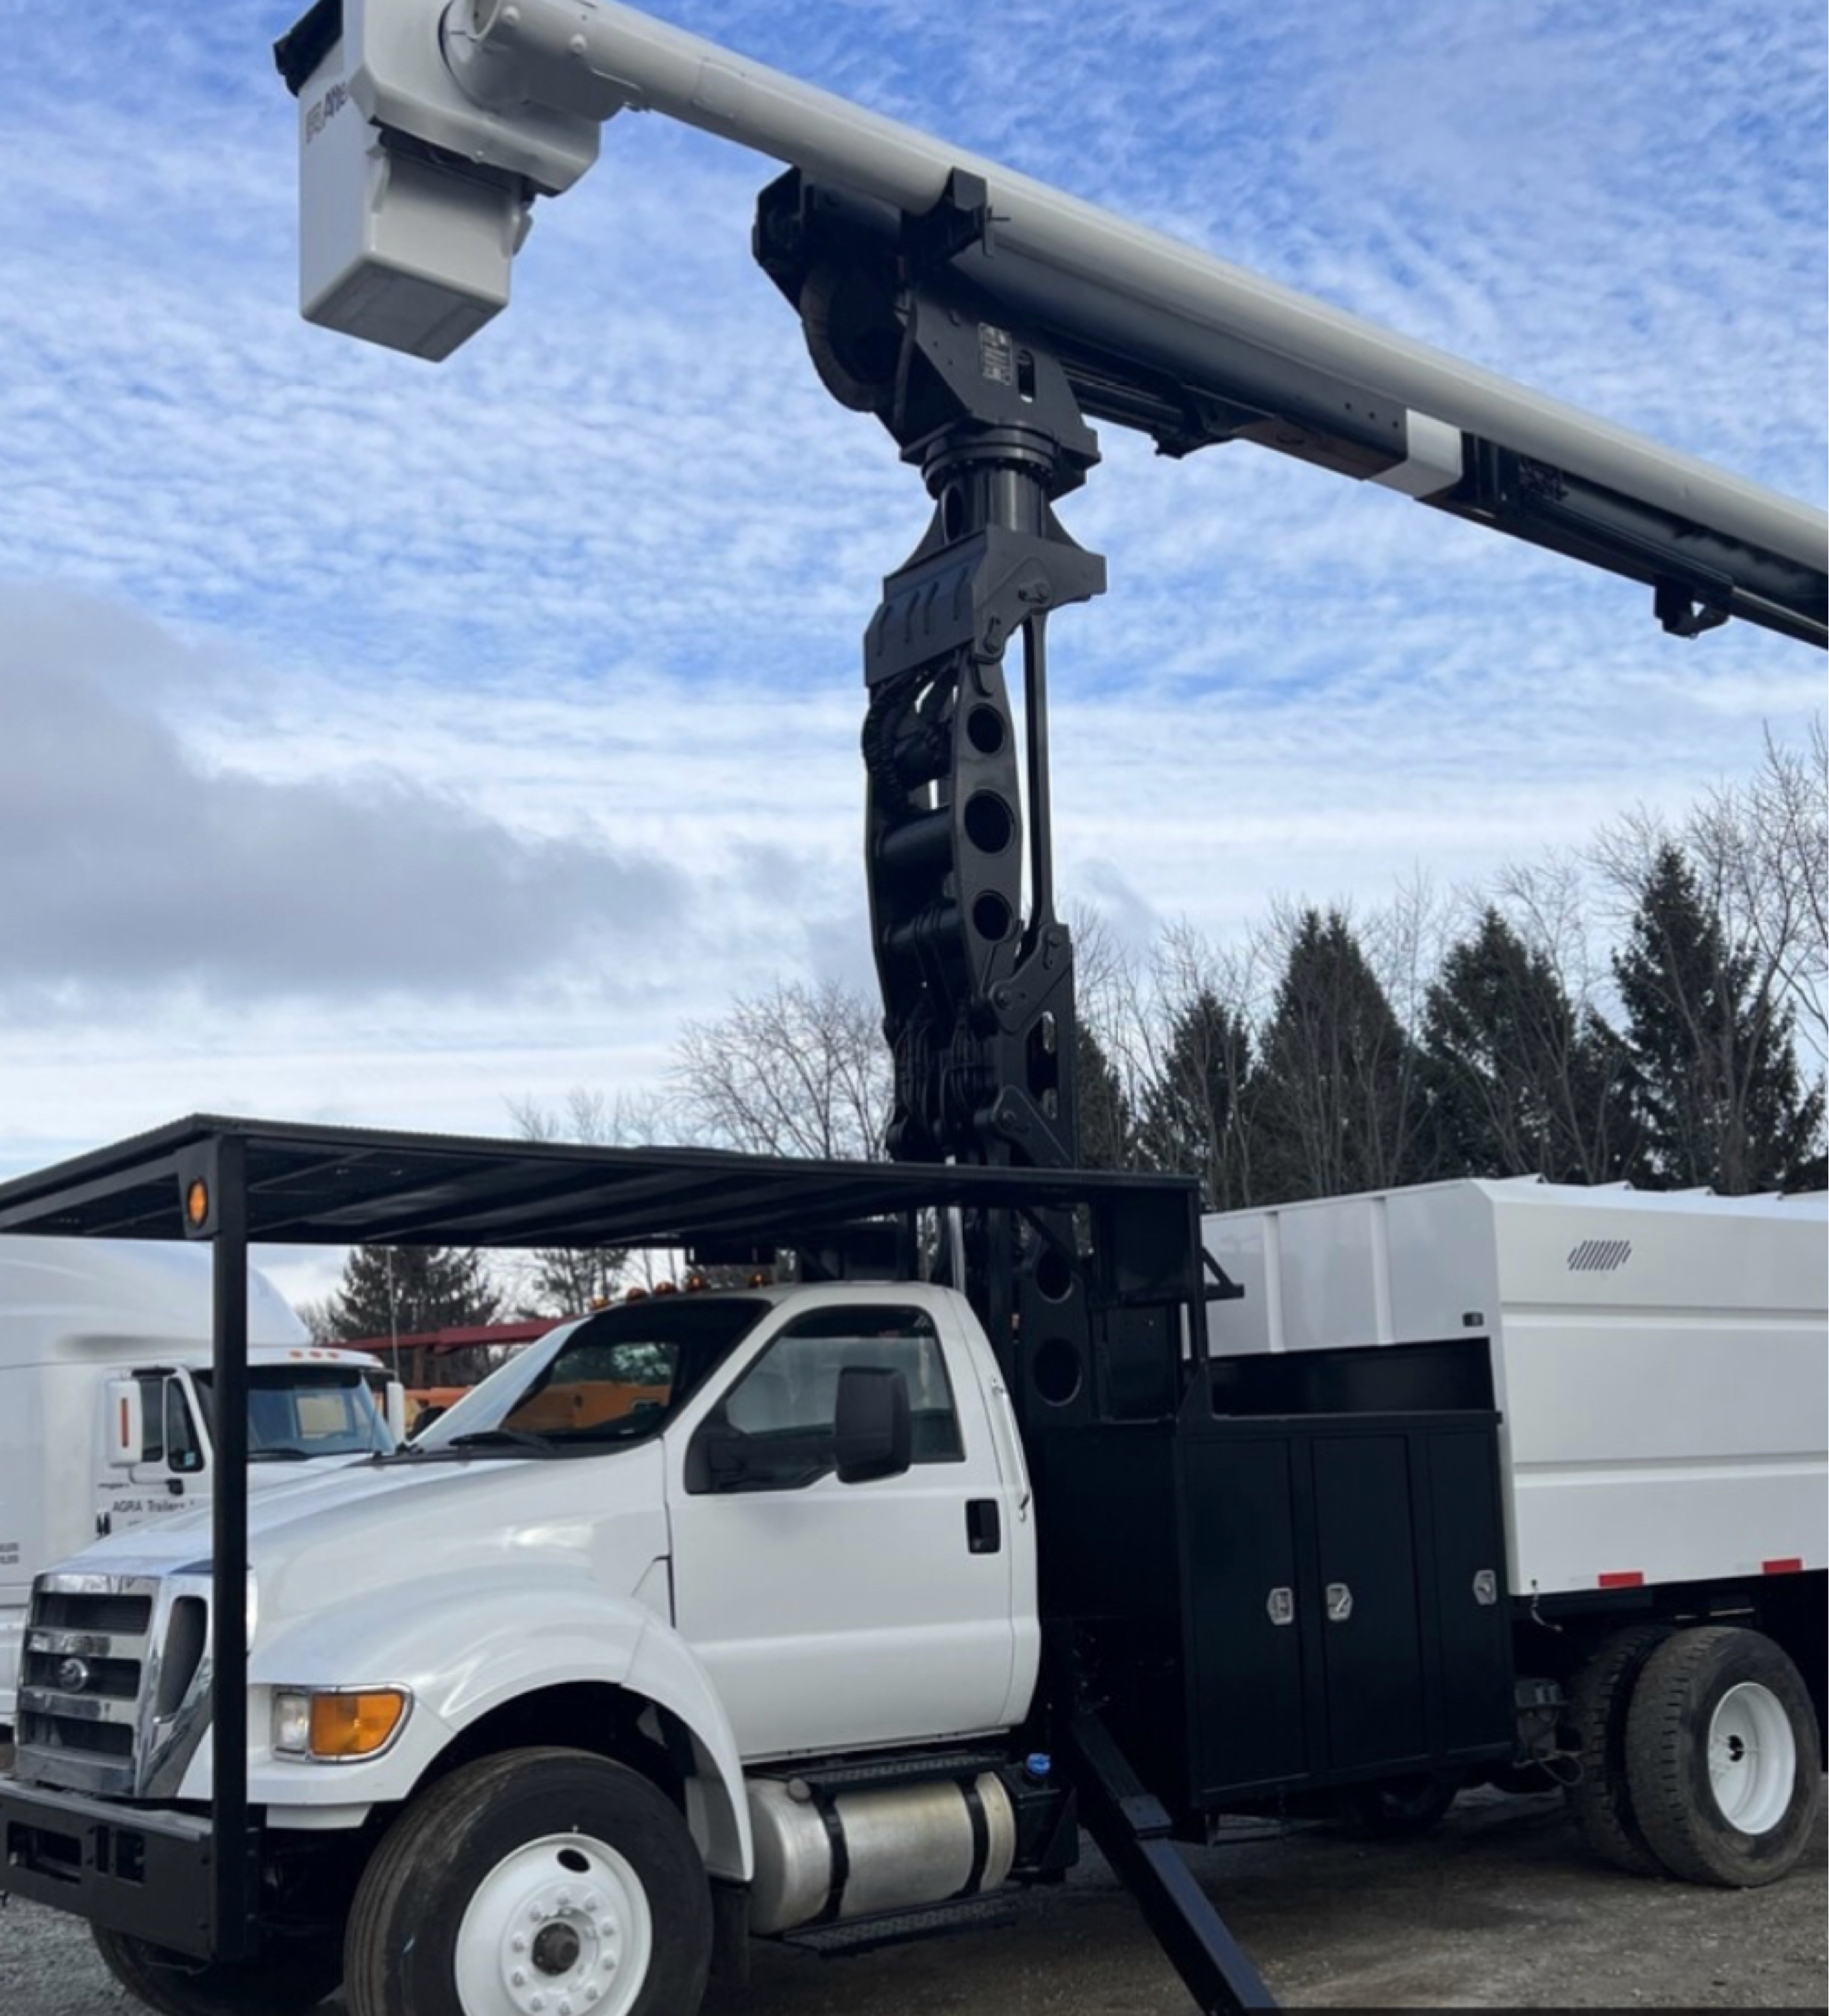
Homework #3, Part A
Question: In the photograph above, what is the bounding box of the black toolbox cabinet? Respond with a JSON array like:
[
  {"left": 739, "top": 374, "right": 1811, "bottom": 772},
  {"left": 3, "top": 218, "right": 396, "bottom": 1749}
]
[{"left": 1042, "top": 1407, "right": 1516, "bottom": 1820}]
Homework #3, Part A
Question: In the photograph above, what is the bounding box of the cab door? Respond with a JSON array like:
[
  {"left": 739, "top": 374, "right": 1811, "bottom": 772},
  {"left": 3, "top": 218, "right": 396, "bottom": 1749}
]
[
  {"left": 99, "top": 1371, "right": 206, "bottom": 1538},
  {"left": 666, "top": 1294, "right": 1017, "bottom": 1760}
]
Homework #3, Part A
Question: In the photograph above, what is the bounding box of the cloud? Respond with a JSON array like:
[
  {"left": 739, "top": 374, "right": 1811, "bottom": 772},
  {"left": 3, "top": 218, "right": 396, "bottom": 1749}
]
[
  {"left": 0, "top": 590, "right": 684, "bottom": 1013},
  {"left": 0, "top": 0, "right": 1820, "bottom": 1189}
]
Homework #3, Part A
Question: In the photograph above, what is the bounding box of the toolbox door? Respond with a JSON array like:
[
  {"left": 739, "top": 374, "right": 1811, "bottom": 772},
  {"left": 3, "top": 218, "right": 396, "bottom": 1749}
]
[{"left": 1311, "top": 1433, "right": 1431, "bottom": 1771}]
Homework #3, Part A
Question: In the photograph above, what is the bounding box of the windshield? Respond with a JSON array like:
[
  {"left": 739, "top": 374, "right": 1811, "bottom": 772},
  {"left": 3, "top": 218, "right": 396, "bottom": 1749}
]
[
  {"left": 193, "top": 1366, "right": 396, "bottom": 1459},
  {"left": 415, "top": 1298, "right": 770, "bottom": 1457}
]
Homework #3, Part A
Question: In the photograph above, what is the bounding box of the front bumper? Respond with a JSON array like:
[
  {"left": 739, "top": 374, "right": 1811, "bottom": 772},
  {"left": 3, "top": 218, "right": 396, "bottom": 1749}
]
[{"left": 0, "top": 1777, "right": 251, "bottom": 1960}]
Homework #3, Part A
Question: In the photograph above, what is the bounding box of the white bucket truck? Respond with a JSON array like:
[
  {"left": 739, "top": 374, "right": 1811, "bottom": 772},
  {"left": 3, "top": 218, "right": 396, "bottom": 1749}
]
[
  {"left": 0, "top": 1234, "right": 404, "bottom": 1727},
  {"left": 0, "top": 1122, "right": 1822, "bottom": 2016}
]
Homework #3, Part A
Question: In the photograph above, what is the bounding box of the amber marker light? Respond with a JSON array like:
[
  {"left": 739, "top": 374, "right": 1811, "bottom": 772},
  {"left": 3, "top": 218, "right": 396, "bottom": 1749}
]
[
  {"left": 274, "top": 1687, "right": 410, "bottom": 1761},
  {"left": 186, "top": 1179, "right": 210, "bottom": 1227},
  {"left": 307, "top": 1689, "right": 409, "bottom": 1759}
]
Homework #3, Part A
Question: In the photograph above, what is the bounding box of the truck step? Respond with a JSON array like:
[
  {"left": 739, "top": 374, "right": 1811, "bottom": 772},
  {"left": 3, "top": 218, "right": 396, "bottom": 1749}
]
[
  {"left": 768, "top": 1749, "right": 1010, "bottom": 1800},
  {"left": 780, "top": 1894, "right": 1018, "bottom": 1958}
]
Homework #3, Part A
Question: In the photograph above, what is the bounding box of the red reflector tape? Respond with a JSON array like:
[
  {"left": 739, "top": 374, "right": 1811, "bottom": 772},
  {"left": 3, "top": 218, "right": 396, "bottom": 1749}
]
[
  {"left": 1598, "top": 1570, "right": 1645, "bottom": 1589},
  {"left": 1762, "top": 1557, "right": 1804, "bottom": 1575}
]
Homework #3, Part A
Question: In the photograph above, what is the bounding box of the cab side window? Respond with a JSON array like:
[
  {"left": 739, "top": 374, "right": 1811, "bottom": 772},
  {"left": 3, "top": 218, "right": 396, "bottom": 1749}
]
[
  {"left": 165, "top": 1382, "right": 204, "bottom": 1473},
  {"left": 132, "top": 1373, "right": 167, "bottom": 1465},
  {"left": 690, "top": 1305, "right": 963, "bottom": 1494}
]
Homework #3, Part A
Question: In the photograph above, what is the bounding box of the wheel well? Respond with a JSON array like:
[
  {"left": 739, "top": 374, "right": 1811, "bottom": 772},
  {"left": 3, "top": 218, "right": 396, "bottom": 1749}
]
[
  {"left": 1518, "top": 1572, "right": 1828, "bottom": 1745},
  {"left": 423, "top": 1682, "right": 690, "bottom": 1808},
  {"left": 263, "top": 1684, "right": 739, "bottom": 1945}
]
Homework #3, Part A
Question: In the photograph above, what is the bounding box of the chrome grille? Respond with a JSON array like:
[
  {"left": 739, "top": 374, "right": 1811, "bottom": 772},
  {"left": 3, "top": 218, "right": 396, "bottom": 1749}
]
[
  {"left": 15, "top": 1572, "right": 214, "bottom": 1799},
  {"left": 17, "top": 1577, "right": 158, "bottom": 1795}
]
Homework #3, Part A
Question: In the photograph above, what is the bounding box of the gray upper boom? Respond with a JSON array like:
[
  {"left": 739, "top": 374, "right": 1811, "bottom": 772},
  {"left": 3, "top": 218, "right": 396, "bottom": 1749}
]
[{"left": 277, "top": 0, "right": 1827, "bottom": 644}]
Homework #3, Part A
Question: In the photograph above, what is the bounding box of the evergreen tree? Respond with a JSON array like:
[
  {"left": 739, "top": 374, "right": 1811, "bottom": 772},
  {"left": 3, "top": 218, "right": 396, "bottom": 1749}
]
[
  {"left": 517, "top": 1246, "right": 628, "bottom": 1319},
  {"left": 1613, "top": 843, "right": 1823, "bottom": 1192},
  {"left": 1247, "top": 909, "right": 1422, "bottom": 1202},
  {"left": 1418, "top": 909, "right": 1634, "bottom": 1183},
  {"left": 321, "top": 1245, "right": 505, "bottom": 1343},
  {"left": 1074, "top": 1022, "right": 1136, "bottom": 1170},
  {"left": 1137, "top": 986, "right": 1254, "bottom": 1207}
]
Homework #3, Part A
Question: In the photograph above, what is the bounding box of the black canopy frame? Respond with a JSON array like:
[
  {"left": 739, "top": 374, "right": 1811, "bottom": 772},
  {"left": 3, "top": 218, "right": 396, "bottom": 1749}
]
[{"left": 0, "top": 1113, "right": 1208, "bottom": 1968}]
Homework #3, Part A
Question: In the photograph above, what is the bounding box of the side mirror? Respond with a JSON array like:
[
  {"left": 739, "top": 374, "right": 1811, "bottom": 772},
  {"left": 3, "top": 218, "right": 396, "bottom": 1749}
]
[
  {"left": 834, "top": 1366, "right": 911, "bottom": 1485},
  {"left": 103, "top": 1380, "right": 143, "bottom": 1469}
]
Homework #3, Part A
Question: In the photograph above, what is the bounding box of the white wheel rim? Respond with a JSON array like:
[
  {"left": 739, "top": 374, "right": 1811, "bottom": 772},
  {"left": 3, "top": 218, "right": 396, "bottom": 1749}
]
[
  {"left": 1707, "top": 1682, "right": 1795, "bottom": 1836},
  {"left": 454, "top": 1831, "right": 654, "bottom": 2016}
]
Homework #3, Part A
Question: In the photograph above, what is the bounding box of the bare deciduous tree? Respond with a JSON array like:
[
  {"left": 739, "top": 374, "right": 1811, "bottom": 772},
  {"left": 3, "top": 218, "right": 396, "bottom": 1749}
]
[
  {"left": 1133, "top": 920, "right": 1265, "bottom": 1206},
  {"left": 1684, "top": 720, "right": 1828, "bottom": 1070},
  {"left": 504, "top": 1087, "right": 674, "bottom": 1312},
  {"left": 672, "top": 977, "right": 892, "bottom": 1161}
]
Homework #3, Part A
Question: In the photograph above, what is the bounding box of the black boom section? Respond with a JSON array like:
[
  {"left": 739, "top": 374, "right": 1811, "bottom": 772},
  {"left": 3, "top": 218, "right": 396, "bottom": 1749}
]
[
  {"left": 760, "top": 168, "right": 1129, "bottom": 1435},
  {"left": 759, "top": 170, "right": 1109, "bottom": 1177}
]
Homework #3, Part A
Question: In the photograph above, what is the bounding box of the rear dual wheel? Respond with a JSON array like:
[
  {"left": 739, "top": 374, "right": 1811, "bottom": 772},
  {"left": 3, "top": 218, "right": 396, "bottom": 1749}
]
[
  {"left": 1623, "top": 1626, "right": 1822, "bottom": 1888},
  {"left": 1568, "top": 1623, "right": 1821, "bottom": 1887},
  {"left": 1566, "top": 1621, "right": 1674, "bottom": 1875}
]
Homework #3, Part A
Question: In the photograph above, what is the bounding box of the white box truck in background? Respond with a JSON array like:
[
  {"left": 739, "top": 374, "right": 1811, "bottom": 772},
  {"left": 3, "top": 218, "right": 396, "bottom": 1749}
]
[{"left": 0, "top": 1235, "right": 405, "bottom": 1726}]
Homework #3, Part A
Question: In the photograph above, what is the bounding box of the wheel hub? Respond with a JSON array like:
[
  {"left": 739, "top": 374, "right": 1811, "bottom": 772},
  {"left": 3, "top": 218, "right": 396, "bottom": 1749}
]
[
  {"left": 532, "top": 1923, "right": 582, "bottom": 1976},
  {"left": 454, "top": 1831, "right": 654, "bottom": 2016},
  {"left": 1707, "top": 1681, "right": 1795, "bottom": 1836}
]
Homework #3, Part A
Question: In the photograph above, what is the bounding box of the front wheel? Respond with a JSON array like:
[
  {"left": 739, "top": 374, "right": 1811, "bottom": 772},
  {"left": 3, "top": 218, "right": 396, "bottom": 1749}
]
[
  {"left": 1624, "top": 1626, "right": 1823, "bottom": 1887},
  {"left": 343, "top": 1747, "right": 712, "bottom": 2016},
  {"left": 93, "top": 1927, "right": 339, "bottom": 2016}
]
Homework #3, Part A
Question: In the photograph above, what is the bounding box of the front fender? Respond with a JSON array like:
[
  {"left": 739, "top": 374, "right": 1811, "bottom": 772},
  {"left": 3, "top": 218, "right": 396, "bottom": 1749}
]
[{"left": 179, "top": 1569, "right": 754, "bottom": 1880}]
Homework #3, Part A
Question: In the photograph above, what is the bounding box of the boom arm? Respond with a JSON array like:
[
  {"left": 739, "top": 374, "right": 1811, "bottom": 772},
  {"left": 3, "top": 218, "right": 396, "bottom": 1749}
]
[{"left": 278, "top": 0, "right": 1827, "bottom": 644}]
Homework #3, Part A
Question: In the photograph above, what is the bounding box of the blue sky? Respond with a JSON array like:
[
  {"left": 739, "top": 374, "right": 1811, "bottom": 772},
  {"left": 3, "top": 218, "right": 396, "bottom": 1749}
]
[{"left": 1, "top": 0, "right": 1824, "bottom": 1292}]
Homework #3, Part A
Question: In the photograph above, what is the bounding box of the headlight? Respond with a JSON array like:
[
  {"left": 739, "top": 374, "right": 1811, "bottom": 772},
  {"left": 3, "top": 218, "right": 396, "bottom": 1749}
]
[{"left": 272, "top": 1687, "right": 410, "bottom": 1761}]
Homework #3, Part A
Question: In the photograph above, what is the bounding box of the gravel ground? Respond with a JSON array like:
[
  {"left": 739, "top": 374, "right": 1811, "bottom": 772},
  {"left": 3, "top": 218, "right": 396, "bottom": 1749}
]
[{"left": 2, "top": 1750, "right": 1823, "bottom": 2013}]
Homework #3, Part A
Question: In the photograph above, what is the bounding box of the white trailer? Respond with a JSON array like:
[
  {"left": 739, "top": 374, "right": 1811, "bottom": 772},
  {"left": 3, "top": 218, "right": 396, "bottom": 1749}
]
[
  {"left": 0, "top": 1236, "right": 404, "bottom": 1726},
  {"left": 1201, "top": 1179, "right": 1828, "bottom": 1601}
]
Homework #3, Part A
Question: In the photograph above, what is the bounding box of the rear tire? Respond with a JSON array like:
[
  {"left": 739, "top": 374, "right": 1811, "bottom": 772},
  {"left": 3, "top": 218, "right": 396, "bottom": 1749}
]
[
  {"left": 1566, "top": 1620, "right": 1674, "bottom": 1876},
  {"left": 92, "top": 1927, "right": 339, "bottom": 2016},
  {"left": 1624, "top": 1626, "right": 1822, "bottom": 1888},
  {"left": 343, "top": 1746, "right": 711, "bottom": 2016}
]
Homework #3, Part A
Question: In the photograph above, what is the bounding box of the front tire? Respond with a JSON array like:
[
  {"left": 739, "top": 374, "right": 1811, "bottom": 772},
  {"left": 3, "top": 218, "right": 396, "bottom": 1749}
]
[
  {"left": 1624, "top": 1626, "right": 1823, "bottom": 1887},
  {"left": 344, "top": 1747, "right": 711, "bottom": 2016},
  {"left": 93, "top": 1927, "right": 339, "bottom": 2016}
]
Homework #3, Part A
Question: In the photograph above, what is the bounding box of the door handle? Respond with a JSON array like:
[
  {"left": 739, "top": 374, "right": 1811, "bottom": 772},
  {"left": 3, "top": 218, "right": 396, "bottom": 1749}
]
[{"left": 966, "top": 1499, "right": 1002, "bottom": 1554}]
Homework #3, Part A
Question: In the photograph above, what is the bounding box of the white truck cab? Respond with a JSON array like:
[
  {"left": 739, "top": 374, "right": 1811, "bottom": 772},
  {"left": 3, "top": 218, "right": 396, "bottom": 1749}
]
[{"left": 0, "top": 1235, "right": 404, "bottom": 1726}]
